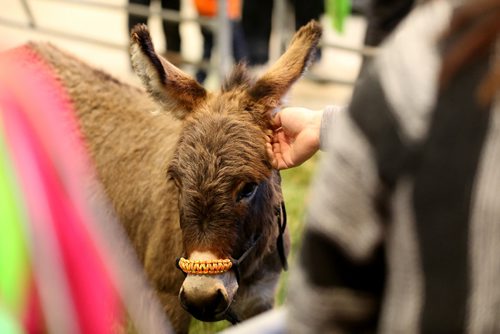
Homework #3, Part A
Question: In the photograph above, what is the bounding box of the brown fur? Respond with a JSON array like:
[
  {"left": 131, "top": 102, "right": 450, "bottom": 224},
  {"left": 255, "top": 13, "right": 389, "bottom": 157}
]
[{"left": 28, "top": 20, "right": 321, "bottom": 333}]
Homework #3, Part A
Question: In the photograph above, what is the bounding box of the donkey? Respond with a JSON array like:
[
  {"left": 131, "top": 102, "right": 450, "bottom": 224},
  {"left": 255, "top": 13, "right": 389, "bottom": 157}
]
[{"left": 27, "top": 21, "right": 321, "bottom": 332}]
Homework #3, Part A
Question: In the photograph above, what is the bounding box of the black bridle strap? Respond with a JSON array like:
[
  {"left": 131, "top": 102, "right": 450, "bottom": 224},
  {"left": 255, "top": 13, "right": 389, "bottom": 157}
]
[
  {"left": 276, "top": 201, "right": 288, "bottom": 271},
  {"left": 231, "top": 201, "right": 288, "bottom": 282},
  {"left": 175, "top": 257, "right": 186, "bottom": 276},
  {"left": 230, "top": 234, "right": 262, "bottom": 284}
]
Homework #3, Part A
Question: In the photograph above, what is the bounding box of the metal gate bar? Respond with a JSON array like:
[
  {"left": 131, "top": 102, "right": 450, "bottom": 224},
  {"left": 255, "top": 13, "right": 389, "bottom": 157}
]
[
  {"left": 3, "top": 0, "right": 377, "bottom": 86},
  {"left": 3, "top": 0, "right": 229, "bottom": 78}
]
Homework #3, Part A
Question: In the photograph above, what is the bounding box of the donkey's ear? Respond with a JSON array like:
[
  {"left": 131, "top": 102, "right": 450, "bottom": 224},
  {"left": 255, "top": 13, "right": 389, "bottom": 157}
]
[
  {"left": 248, "top": 20, "right": 322, "bottom": 110},
  {"left": 130, "top": 24, "right": 207, "bottom": 120}
]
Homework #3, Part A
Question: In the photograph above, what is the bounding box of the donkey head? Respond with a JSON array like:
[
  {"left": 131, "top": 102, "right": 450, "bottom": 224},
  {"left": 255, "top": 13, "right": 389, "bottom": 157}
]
[{"left": 130, "top": 22, "right": 321, "bottom": 323}]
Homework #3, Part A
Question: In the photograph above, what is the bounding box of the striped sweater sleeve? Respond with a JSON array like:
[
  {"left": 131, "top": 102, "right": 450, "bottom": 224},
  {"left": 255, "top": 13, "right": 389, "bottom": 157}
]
[
  {"left": 319, "top": 105, "right": 345, "bottom": 151},
  {"left": 284, "top": 1, "right": 500, "bottom": 332}
]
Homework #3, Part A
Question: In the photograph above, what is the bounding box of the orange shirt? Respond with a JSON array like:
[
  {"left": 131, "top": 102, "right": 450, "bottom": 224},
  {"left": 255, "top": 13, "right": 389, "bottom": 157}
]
[{"left": 194, "top": 0, "right": 241, "bottom": 20}]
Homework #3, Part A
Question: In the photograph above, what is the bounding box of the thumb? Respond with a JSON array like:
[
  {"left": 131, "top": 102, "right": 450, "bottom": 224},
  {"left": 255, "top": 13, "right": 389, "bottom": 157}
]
[{"left": 272, "top": 111, "right": 282, "bottom": 129}]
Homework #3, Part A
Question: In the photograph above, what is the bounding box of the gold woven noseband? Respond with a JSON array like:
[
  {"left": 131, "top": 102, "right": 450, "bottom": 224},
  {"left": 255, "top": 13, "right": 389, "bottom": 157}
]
[{"left": 177, "top": 257, "right": 233, "bottom": 275}]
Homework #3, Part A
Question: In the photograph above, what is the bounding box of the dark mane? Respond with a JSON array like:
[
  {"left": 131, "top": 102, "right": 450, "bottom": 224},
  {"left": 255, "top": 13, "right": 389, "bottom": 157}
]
[{"left": 222, "top": 62, "right": 254, "bottom": 92}]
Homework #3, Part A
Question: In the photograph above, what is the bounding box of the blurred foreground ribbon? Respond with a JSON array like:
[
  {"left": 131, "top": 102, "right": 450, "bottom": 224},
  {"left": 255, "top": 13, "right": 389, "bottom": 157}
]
[
  {"left": 0, "top": 46, "right": 121, "bottom": 334},
  {"left": 0, "top": 123, "right": 28, "bottom": 334},
  {"left": 0, "top": 45, "right": 173, "bottom": 334}
]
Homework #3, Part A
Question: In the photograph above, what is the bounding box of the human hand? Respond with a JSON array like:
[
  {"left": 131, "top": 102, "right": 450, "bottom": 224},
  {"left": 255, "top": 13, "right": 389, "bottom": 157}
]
[{"left": 267, "top": 107, "right": 323, "bottom": 170}]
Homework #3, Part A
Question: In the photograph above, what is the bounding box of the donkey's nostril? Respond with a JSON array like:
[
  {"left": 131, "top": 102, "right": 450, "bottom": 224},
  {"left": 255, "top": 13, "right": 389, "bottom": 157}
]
[
  {"left": 211, "top": 289, "right": 228, "bottom": 315},
  {"left": 179, "top": 286, "right": 229, "bottom": 321}
]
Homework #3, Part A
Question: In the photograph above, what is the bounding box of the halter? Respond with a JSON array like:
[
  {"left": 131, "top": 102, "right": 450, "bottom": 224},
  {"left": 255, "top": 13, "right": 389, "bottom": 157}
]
[
  {"left": 175, "top": 201, "right": 288, "bottom": 283},
  {"left": 275, "top": 200, "right": 288, "bottom": 270},
  {"left": 177, "top": 258, "right": 233, "bottom": 275}
]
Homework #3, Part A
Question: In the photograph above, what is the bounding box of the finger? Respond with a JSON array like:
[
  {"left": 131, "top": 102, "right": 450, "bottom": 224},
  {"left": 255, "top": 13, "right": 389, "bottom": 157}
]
[
  {"left": 266, "top": 142, "right": 275, "bottom": 157},
  {"left": 272, "top": 132, "right": 280, "bottom": 144},
  {"left": 274, "top": 152, "right": 286, "bottom": 170},
  {"left": 272, "top": 112, "right": 282, "bottom": 129},
  {"left": 276, "top": 130, "right": 288, "bottom": 143},
  {"left": 272, "top": 142, "right": 282, "bottom": 154},
  {"left": 266, "top": 144, "right": 277, "bottom": 167}
]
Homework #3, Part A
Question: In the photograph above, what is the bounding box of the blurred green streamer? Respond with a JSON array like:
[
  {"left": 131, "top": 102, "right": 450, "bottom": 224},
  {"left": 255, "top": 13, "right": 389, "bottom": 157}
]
[
  {"left": 326, "top": 0, "right": 351, "bottom": 32},
  {"left": 0, "top": 126, "right": 28, "bottom": 334}
]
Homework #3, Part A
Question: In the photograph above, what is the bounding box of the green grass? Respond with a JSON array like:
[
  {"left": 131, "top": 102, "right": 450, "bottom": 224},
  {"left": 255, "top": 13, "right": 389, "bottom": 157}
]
[
  {"left": 276, "top": 153, "right": 320, "bottom": 304},
  {"left": 189, "top": 154, "right": 320, "bottom": 333}
]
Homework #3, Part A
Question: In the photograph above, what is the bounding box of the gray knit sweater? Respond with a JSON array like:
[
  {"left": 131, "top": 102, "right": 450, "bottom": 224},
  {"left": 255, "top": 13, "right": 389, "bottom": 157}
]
[{"left": 288, "top": 1, "right": 500, "bottom": 333}]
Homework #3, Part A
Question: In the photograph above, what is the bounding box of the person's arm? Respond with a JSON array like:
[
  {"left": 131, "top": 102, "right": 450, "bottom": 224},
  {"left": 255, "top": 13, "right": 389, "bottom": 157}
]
[{"left": 287, "top": 107, "right": 386, "bottom": 333}]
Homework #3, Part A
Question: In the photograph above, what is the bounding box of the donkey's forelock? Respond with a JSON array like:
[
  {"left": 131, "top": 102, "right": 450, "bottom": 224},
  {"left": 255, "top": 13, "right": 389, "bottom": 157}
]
[
  {"left": 168, "top": 113, "right": 272, "bottom": 188},
  {"left": 222, "top": 63, "right": 254, "bottom": 92},
  {"left": 218, "top": 63, "right": 277, "bottom": 131}
]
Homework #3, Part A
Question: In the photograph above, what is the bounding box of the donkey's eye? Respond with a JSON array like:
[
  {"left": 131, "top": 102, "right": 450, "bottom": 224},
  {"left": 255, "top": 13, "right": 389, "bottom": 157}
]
[{"left": 237, "top": 182, "right": 258, "bottom": 202}]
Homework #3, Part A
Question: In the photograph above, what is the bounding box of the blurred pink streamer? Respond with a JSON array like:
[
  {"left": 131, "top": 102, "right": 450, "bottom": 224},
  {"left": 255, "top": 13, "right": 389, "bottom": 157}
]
[{"left": 0, "top": 46, "right": 122, "bottom": 333}]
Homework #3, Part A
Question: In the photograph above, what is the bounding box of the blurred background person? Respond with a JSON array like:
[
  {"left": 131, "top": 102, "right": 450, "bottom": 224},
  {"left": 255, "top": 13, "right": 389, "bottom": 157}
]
[
  {"left": 271, "top": 0, "right": 500, "bottom": 332},
  {"left": 193, "top": 0, "right": 248, "bottom": 84},
  {"left": 241, "top": 0, "right": 324, "bottom": 68},
  {"left": 128, "top": 0, "right": 183, "bottom": 65},
  {"left": 363, "top": 0, "right": 415, "bottom": 47},
  {"left": 359, "top": 0, "right": 416, "bottom": 74}
]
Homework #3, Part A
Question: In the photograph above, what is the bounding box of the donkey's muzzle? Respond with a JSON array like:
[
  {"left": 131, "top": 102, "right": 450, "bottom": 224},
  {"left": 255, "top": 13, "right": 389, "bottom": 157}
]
[{"left": 179, "top": 273, "right": 234, "bottom": 321}]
